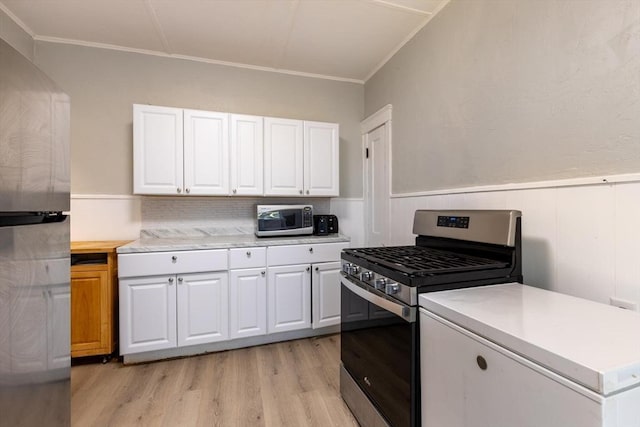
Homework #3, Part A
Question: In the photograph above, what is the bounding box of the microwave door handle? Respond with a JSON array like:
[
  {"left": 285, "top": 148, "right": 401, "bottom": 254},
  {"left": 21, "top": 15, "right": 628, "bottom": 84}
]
[{"left": 341, "top": 277, "right": 416, "bottom": 323}]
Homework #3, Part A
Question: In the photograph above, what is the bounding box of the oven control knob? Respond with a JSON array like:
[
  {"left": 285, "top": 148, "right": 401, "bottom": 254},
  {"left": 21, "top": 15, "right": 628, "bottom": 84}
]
[
  {"left": 360, "top": 271, "right": 373, "bottom": 281},
  {"left": 342, "top": 263, "right": 354, "bottom": 274},
  {"left": 385, "top": 282, "right": 400, "bottom": 295},
  {"left": 351, "top": 265, "right": 361, "bottom": 276},
  {"left": 374, "top": 278, "right": 387, "bottom": 290}
]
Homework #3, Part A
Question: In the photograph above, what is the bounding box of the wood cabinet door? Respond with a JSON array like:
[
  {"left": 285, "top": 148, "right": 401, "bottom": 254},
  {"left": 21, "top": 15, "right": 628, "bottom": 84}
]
[
  {"left": 119, "top": 276, "right": 177, "bottom": 355},
  {"left": 264, "top": 117, "right": 303, "bottom": 196},
  {"left": 229, "top": 268, "right": 267, "bottom": 339},
  {"left": 133, "top": 104, "right": 184, "bottom": 195},
  {"left": 183, "top": 109, "right": 229, "bottom": 195},
  {"left": 230, "top": 114, "right": 263, "bottom": 196},
  {"left": 304, "top": 121, "right": 339, "bottom": 196},
  {"left": 177, "top": 272, "right": 229, "bottom": 347},
  {"left": 311, "top": 261, "right": 341, "bottom": 329},
  {"left": 267, "top": 264, "right": 311, "bottom": 333},
  {"left": 71, "top": 269, "right": 109, "bottom": 356}
]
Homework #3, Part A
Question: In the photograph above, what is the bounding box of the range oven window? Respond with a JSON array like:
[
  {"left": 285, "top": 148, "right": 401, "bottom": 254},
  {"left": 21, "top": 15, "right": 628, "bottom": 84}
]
[{"left": 341, "top": 282, "right": 419, "bottom": 427}]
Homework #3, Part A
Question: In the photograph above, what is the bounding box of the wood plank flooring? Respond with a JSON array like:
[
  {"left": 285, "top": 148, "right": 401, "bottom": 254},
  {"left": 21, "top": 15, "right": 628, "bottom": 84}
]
[{"left": 71, "top": 334, "right": 359, "bottom": 427}]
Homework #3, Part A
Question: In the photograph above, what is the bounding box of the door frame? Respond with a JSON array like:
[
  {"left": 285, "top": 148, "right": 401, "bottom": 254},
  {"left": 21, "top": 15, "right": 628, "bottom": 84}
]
[{"left": 361, "top": 104, "right": 392, "bottom": 246}]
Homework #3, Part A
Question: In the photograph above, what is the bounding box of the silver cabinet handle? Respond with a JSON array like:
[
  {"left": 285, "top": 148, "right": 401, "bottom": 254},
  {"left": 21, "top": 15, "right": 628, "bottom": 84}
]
[
  {"left": 233, "top": 189, "right": 237, "bottom": 194},
  {"left": 477, "top": 356, "right": 488, "bottom": 370},
  {"left": 306, "top": 190, "right": 310, "bottom": 195},
  {"left": 308, "top": 247, "right": 313, "bottom": 253},
  {"left": 306, "top": 266, "right": 311, "bottom": 272},
  {"left": 177, "top": 188, "right": 182, "bottom": 193},
  {"left": 178, "top": 277, "right": 183, "bottom": 284},
  {"left": 299, "top": 189, "right": 303, "bottom": 194},
  {"left": 315, "top": 267, "right": 319, "bottom": 271},
  {"left": 171, "top": 255, "right": 178, "bottom": 262},
  {"left": 168, "top": 277, "right": 174, "bottom": 284},
  {"left": 246, "top": 251, "right": 251, "bottom": 257},
  {"left": 185, "top": 188, "right": 190, "bottom": 194},
  {"left": 261, "top": 271, "right": 265, "bottom": 276}
]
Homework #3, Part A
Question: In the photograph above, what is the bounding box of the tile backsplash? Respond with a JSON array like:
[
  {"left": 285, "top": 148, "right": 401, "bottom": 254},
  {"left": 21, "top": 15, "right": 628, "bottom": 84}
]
[{"left": 141, "top": 196, "right": 330, "bottom": 235}]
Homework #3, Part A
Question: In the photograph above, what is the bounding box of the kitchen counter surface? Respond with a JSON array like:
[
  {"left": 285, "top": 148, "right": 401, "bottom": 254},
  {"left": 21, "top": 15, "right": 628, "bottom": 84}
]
[
  {"left": 117, "top": 233, "right": 350, "bottom": 254},
  {"left": 419, "top": 283, "right": 640, "bottom": 396}
]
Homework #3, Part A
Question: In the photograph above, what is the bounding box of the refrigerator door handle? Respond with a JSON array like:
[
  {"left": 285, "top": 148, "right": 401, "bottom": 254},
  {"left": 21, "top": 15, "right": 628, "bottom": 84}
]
[{"left": 0, "top": 212, "right": 68, "bottom": 227}]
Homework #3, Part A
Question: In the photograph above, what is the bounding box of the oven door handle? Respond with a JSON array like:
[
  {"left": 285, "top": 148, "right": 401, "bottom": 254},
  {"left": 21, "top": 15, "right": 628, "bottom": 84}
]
[{"left": 341, "top": 277, "right": 416, "bottom": 323}]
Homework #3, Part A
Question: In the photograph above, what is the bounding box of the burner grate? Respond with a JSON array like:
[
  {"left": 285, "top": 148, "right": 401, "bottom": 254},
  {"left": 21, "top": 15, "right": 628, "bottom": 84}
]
[{"left": 347, "top": 246, "right": 508, "bottom": 276}]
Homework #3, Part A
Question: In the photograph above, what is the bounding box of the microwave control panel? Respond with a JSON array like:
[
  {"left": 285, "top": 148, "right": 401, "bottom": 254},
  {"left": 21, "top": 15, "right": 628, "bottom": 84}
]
[{"left": 303, "top": 207, "right": 313, "bottom": 227}]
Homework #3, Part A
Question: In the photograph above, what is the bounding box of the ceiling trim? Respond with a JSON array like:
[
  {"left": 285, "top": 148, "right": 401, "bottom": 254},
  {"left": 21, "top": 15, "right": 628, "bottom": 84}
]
[
  {"left": 370, "top": 0, "right": 432, "bottom": 15},
  {"left": 143, "top": 0, "right": 172, "bottom": 53},
  {"left": 33, "top": 35, "right": 366, "bottom": 84},
  {"left": 0, "top": 1, "right": 34, "bottom": 37},
  {"left": 364, "top": 0, "right": 451, "bottom": 82}
]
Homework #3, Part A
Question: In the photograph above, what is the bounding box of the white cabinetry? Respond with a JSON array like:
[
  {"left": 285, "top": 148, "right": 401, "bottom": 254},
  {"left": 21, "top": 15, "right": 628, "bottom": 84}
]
[
  {"left": 267, "top": 264, "right": 311, "bottom": 333},
  {"left": 230, "top": 114, "right": 263, "bottom": 196},
  {"left": 119, "top": 249, "right": 228, "bottom": 355},
  {"left": 304, "top": 121, "right": 339, "bottom": 196},
  {"left": 133, "top": 105, "right": 229, "bottom": 196},
  {"left": 311, "top": 261, "right": 341, "bottom": 328},
  {"left": 229, "top": 247, "right": 267, "bottom": 339},
  {"left": 264, "top": 118, "right": 339, "bottom": 197}
]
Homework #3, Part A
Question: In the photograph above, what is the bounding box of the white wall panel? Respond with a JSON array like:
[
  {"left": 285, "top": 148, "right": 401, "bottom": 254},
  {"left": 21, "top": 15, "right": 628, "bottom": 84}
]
[{"left": 613, "top": 183, "right": 640, "bottom": 306}]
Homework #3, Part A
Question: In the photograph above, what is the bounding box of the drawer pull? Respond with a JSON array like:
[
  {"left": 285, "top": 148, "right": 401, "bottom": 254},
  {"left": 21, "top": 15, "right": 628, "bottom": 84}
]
[
  {"left": 171, "top": 255, "right": 178, "bottom": 262},
  {"left": 476, "top": 355, "right": 487, "bottom": 371},
  {"left": 168, "top": 277, "right": 174, "bottom": 284},
  {"left": 178, "top": 277, "right": 183, "bottom": 284},
  {"left": 177, "top": 188, "right": 182, "bottom": 193},
  {"left": 261, "top": 271, "right": 265, "bottom": 276},
  {"left": 309, "top": 247, "right": 313, "bottom": 253},
  {"left": 246, "top": 251, "right": 251, "bottom": 257}
]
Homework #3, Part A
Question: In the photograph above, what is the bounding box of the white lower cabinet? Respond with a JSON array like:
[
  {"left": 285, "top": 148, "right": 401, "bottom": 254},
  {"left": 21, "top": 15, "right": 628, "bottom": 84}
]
[
  {"left": 120, "top": 271, "right": 228, "bottom": 355},
  {"left": 267, "top": 264, "right": 311, "bottom": 333},
  {"left": 229, "top": 268, "right": 267, "bottom": 339},
  {"left": 312, "top": 261, "right": 341, "bottom": 328}
]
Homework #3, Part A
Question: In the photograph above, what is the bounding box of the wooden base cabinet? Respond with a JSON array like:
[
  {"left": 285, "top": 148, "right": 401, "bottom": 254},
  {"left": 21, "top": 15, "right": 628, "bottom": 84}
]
[{"left": 71, "top": 241, "right": 129, "bottom": 358}]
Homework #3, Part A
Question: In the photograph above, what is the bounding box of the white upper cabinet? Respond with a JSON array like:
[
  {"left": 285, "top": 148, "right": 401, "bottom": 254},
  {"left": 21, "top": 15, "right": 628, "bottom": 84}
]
[
  {"left": 304, "top": 121, "right": 339, "bottom": 196},
  {"left": 230, "top": 114, "right": 263, "bottom": 196},
  {"left": 264, "top": 117, "right": 304, "bottom": 196},
  {"left": 133, "top": 104, "right": 184, "bottom": 195},
  {"left": 183, "top": 109, "right": 229, "bottom": 195}
]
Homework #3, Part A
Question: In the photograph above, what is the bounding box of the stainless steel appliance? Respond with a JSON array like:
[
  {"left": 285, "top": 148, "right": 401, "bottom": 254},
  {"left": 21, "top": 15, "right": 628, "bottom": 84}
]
[
  {"left": 340, "top": 210, "right": 522, "bottom": 427},
  {"left": 255, "top": 204, "right": 313, "bottom": 237},
  {"left": 0, "top": 39, "right": 71, "bottom": 426}
]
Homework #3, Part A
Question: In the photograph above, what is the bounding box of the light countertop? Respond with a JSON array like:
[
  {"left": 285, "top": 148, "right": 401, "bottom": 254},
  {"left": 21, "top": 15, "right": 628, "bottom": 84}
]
[
  {"left": 419, "top": 283, "right": 640, "bottom": 396},
  {"left": 117, "top": 233, "right": 350, "bottom": 254}
]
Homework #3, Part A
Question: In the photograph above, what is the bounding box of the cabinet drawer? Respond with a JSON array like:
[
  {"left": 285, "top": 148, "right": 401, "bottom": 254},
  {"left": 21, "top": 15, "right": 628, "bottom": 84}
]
[
  {"left": 118, "top": 249, "right": 228, "bottom": 278},
  {"left": 229, "top": 247, "right": 266, "bottom": 269},
  {"left": 267, "top": 242, "right": 348, "bottom": 266}
]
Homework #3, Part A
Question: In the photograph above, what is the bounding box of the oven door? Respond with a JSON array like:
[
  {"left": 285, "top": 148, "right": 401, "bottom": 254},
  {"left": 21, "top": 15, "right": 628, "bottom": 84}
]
[{"left": 340, "top": 276, "right": 419, "bottom": 427}]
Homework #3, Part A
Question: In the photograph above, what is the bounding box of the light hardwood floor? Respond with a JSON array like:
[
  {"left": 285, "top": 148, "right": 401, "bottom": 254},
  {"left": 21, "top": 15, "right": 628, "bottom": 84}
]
[{"left": 71, "top": 334, "right": 358, "bottom": 427}]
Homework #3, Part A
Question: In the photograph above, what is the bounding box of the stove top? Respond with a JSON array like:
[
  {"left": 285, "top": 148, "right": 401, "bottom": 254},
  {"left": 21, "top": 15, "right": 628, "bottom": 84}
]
[{"left": 343, "top": 246, "right": 508, "bottom": 277}]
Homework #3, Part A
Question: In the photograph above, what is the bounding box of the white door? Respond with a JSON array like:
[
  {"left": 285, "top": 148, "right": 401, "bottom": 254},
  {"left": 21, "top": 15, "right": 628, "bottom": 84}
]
[
  {"left": 364, "top": 124, "right": 390, "bottom": 246},
  {"left": 267, "top": 264, "right": 311, "bottom": 333},
  {"left": 119, "top": 275, "right": 177, "bottom": 354},
  {"left": 133, "top": 104, "right": 184, "bottom": 195},
  {"left": 229, "top": 268, "right": 267, "bottom": 339},
  {"left": 177, "top": 272, "right": 228, "bottom": 347},
  {"left": 264, "top": 117, "right": 304, "bottom": 196},
  {"left": 47, "top": 284, "right": 70, "bottom": 369},
  {"left": 304, "top": 121, "right": 339, "bottom": 196},
  {"left": 183, "top": 109, "right": 229, "bottom": 195},
  {"left": 230, "top": 114, "right": 263, "bottom": 196},
  {"left": 311, "top": 261, "right": 341, "bottom": 328}
]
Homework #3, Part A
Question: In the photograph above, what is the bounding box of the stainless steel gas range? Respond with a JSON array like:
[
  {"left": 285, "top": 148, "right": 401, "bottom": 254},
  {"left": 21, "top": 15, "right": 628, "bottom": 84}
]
[{"left": 339, "top": 210, "right": 523, "bottom": 427}]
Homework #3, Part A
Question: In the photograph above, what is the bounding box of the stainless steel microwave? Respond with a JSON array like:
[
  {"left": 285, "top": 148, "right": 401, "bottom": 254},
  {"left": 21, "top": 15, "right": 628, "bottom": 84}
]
[{"left": 256, "top": 205, "right": 313, "bottom": 237}]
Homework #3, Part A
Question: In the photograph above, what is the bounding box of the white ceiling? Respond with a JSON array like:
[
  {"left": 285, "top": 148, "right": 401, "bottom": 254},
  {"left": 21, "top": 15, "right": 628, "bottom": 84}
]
[{"left": 0, "top": 0, "right": 449, "bottom": 83}]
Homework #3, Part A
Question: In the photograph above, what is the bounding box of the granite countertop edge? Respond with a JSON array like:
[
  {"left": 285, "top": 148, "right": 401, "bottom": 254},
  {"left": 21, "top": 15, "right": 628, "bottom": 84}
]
[{"left": 117, "top": 234, "right": 351, "bottom": 254}]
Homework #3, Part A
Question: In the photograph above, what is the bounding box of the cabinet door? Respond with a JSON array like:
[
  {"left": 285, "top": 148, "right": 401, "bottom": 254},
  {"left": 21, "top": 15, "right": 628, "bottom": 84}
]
[
  {"left": 230, "top": 114, "right": 263, "bottom": 196},
  {"left": 304, "top": 121, "right": 339, "bottom": 196},
  {"left": 229, "top": 268, "right": 267, "bottom": 339},
  {"left": 264, "top": 117, "right": 303, "bottom": 196},
  {"left": 177, "top": 272, "right": 228, "bottom": 347},
  {"left": 312, "top": 262, "right": 341, "bottom": 328},
  {"left": 71, "top": 269, "right": 109, "bottom": 356},
  {"left": 420, "top": 311, "right": 603, "bottom": 427},
  {"left": 183, "top": 109, "right": 229, "bottom": 195},
  {"left": 47, "top": 284, "right": 70, "bottom": 370},
  {"left": 119, "top": 276, "right": 177, "bottom": 355},
  {"left": 133, "top": 104, "right": 184, "bottom": 195},
  {"left": 10, "top": 290, "right": 48, "bottom": 373},
  {"left": 267, "top": 264, "right": 311, "bottom": 333}
]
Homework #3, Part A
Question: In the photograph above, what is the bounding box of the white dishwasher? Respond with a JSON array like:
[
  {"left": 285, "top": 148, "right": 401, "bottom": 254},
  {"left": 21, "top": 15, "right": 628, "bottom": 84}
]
[{"left": 419, "top": 283, "right": 640, "bottom": 427}]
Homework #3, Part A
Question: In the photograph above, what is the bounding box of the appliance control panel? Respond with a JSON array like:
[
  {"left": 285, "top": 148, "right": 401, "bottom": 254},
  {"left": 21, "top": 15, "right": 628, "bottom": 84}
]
[{"left": 437, "top": 215, "right": 470, "bottom": 229}]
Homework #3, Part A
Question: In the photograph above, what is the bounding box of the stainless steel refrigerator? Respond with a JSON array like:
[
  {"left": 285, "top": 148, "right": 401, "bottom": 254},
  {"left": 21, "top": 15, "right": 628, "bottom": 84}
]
[{"left": 0, "top": 38, "right": 70, "bottom": 426}]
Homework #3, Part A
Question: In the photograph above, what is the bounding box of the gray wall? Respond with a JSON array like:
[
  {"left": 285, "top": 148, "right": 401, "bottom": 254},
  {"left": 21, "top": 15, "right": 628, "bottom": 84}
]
[
  {"left": 33, "top": 42, "right": 364, "bottom": 197},
  {"left": 365, "top": 0, "right": 640, "bottom": 194},
  {"left": 0, "top": 8, "right": 33, "bottom": 61}
]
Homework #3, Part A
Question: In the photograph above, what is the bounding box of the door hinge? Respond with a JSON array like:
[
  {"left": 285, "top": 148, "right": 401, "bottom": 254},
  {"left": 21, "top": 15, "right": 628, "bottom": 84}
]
[{"left": 365, "top": 148, "right": 369, "bottom": 159}]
